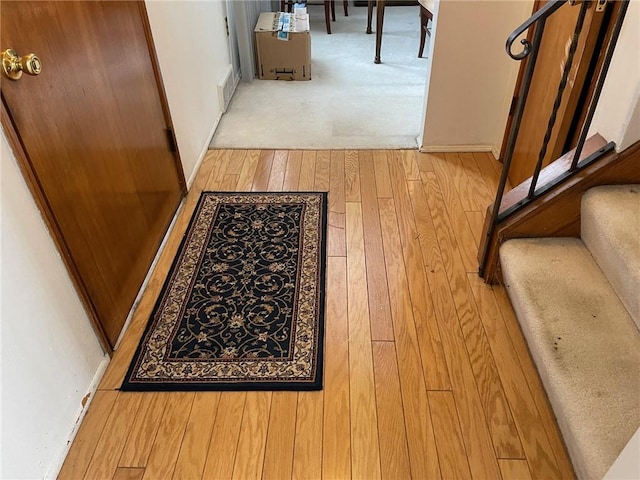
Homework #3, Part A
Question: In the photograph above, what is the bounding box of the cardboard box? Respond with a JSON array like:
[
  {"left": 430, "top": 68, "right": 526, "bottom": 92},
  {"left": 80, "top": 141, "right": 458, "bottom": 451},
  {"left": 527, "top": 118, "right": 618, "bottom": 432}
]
[{"left": 255, "top": 12, "right": 311, "bottom": 81}]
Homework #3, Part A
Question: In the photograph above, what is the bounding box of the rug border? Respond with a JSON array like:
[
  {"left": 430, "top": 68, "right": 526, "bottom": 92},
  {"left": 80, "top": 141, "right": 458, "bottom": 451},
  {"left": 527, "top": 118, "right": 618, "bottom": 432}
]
[{"left": 120, "top": 191, "right": 328, "bottom": 392}]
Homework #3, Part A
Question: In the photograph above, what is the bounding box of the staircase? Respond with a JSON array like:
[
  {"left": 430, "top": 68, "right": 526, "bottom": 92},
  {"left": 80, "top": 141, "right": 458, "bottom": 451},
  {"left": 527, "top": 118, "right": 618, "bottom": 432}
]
[{"left": 499, "top": 185, "right": 640, "bottom": 480}]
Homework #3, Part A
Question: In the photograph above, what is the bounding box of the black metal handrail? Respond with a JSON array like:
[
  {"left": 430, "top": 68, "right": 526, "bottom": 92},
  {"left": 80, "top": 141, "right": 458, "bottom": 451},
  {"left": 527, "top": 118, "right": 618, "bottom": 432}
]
[{"left": 478, "top": 0, "right": 629, "bottom": 277}]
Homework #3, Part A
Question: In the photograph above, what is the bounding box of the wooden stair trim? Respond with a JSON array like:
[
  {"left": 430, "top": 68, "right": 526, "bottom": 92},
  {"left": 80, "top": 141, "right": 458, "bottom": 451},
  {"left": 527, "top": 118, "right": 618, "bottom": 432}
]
[{"left": 480, "top": 137, "right": 640, "bottom": 284}]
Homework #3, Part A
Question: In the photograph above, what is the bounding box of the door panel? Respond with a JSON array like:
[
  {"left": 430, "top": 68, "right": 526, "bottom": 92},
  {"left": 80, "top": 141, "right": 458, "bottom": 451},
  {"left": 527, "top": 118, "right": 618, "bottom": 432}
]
[
  {"left": 1, "top": 1, "right": 185, "bottom": 347},
  {"left": 507, "top": 1, "right": 606, "bottom": 186}
]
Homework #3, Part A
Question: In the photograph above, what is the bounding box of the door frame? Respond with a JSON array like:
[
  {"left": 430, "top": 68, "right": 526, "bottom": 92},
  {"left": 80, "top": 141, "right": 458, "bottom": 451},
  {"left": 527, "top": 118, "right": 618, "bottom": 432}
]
[{"left": 1, "top": 1, "right": 186, "bottom": 354}]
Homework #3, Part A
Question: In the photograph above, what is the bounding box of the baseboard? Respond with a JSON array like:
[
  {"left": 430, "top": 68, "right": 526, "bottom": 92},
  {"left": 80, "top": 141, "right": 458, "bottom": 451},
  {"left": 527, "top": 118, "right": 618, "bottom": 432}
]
[
  {"left": 186, "top": 110, "right": 224, "bottom": 189},
  {"left": 491, "top": 146, "right": 501, "bottom": 160},
  {"left": 419, "top": 144, "right": 494, "bottom": 154},
  {"left": 47, "top": 353, "right": 110, "bottom": 480}
]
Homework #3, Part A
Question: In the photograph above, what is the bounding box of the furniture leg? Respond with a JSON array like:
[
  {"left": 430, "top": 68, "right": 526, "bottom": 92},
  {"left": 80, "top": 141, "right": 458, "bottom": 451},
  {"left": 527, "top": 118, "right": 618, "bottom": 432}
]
[
  {"left": 366, "top": 0, "right": 373, "bottom": 34},
  {"left": 418, "top": 3, "right": 433, "bottom": 58},
  {"left": 375, "top": 0, "right": 385, "bottom": 63},
  {"left": 331, "top": 0, "right": 336, "bottom": 21},
  {"left": 344, "top": 0, "right": 349, "bottom": 16},
  {"left": 324, "top": 1, "right": 332, "bottom": 33}
]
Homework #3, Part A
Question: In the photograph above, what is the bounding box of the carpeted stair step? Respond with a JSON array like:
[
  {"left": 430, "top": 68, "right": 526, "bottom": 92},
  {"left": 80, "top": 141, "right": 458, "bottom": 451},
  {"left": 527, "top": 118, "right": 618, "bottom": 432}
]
[
  {"left": 581, "top": 185, "right": 640, "bottom": 328},
  {"left": 500, "top": 237, "right": 640, "bottom": 480}
]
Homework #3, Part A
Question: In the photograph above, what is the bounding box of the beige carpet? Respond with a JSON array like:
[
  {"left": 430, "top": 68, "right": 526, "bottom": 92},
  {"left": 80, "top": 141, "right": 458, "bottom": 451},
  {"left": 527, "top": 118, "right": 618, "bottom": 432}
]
[
  {"left": 210, "top": 5, "right": 429, "bottom": 149},
  {"left": 500, "top": 185, "right": 640, "bottom": 480}
]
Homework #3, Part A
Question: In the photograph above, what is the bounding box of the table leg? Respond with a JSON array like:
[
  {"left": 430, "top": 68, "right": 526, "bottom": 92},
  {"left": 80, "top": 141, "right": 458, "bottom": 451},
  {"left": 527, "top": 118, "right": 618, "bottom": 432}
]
[{"left": 374, "top": 0, "right": 385, "bottom": 63}]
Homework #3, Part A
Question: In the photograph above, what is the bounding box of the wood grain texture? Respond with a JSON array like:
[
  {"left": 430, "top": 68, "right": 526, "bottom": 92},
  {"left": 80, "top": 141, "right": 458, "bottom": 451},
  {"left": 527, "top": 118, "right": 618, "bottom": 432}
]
[
  {"left": 421, "top": 171, "right": 524, "bottom": 459},
  {"left": 430, "top": 154, "right": 479, "bottom": 272},
  {"left": 456, "top": 152, "right": 495, "bottom": 211},
  {"left": 202, "top": 392, "right": 247, "bottom": 480},
  {"left": 59, "top": 390, "right": 119, "bottom": 479},
  {"left": 416, "top": 151, "right": 435, "bottom": 172},
  {"left": 344, "top": 150, "right": 361, "bottom": 201},
  {"left": 322, "top": 257, "right": 351, "bottom": 480},
  {"left": 429, "top": 391, "right": 472, "bottom": 479},
  {"left": 372, "top": 341, "right": 412, "bottom": 480},
  {"left": 63, "top": 149, "right": 577, "bottom": 480},
  {"left": 83, "top": 393, "right": 143, "bottom": 480},
  {"left": 377, "top": 198, "right": 442, "bottom": 480},
  {"left": 231, "top": 392, "right": 272, "bottom": 480},
  {"left": 346, "top": 202, "right": 382, "bottom": 480},
  {"left": 112, "top": 468, "right": 145, "bottom": 480},
  {"left": 292, "top": 391, "right": 323, "bottom": 480},
  {"left": 226, "top": 150, "right": 247, "bottom": 175},
  {"left": 314, "top": 151, "right": 331, "bottom": 192},
  {"left": 388, "top": 160, "right": 450, "bottom": 391},
  {"left": 465, "top": 211, "right": 485, "bottom": 248},
  {"left": 499, "top": 459, "right": 534, "bottom": 480},
  {"left": 267, "top": 150, "right": 288, "bottom": 191},
  {"left": 142, "top": 392, "right": 194, "bottom": 480},
  {"left": 401, "top": 150, "right": 421, "bottom": 181},
  {"left": 118, "top": 392, "right": 168, "bottom": 467},
  {"left": 251, "top": 150, "right": 275, "bottom": 191},
  {"left": 263, "top": 392, "right": 298, "bottom": 480},
  {"left": 372, "top": 150, "right": 393, "bottom": 198},
  {"left": 328, "top": 150, "right": 346, "bottom": 257},
  {"left": 358, "top": 154, "right": 394, "bottom": 341},
  {"left": 283, "top": 150, "right": 303, "bottom": 191},
  {"left": 173, "top": 393, "right": 221, "bottom": 479}
]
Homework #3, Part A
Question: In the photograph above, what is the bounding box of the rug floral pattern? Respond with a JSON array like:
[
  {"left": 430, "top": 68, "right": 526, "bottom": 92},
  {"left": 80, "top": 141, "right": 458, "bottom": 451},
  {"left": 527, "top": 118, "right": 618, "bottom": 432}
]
[{"left": 122, "top": 192, "right": 327, "bottom": 391}]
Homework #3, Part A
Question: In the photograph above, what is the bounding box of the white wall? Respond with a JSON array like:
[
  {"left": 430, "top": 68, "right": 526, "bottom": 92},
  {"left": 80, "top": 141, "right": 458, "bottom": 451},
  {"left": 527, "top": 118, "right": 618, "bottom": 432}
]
[
  {"left": 145, "top": 0, "right": 232, "bottom": 185},
  {"left": 589, "top": 0, "right": 640, "bottom": 151},
  {"left": 420, "top": 0, "right": 534, "bottom": 156},
  {"left": 0, "top": 130, "right": 107, "bottom": 479}
]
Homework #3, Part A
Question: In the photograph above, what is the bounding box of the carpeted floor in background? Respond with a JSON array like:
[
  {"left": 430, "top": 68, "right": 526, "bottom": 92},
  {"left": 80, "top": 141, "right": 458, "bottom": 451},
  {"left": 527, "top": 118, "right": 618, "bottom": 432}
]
[{"left": 210, "top": 5, "right": 429, "bottom": 150}]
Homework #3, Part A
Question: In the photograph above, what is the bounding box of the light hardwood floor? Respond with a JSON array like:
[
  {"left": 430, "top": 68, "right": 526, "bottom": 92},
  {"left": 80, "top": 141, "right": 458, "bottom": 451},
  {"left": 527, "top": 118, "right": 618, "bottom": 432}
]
[{"left": 59, "top": 150, "right": 575, "bottom": 479}]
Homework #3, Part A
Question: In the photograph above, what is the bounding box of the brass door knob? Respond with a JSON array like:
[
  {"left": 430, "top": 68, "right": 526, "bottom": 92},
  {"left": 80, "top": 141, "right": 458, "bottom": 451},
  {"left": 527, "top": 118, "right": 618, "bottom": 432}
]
[{"left": 2, "top": 49, "right": 42, "bottom": 80}]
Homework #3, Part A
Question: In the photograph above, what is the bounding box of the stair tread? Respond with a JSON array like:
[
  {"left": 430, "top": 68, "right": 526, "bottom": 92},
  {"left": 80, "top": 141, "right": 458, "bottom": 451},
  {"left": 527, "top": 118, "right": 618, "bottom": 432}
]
[
  {"left": 500, "top": 237, "right": 640, "bottom": 480},
  {"left": 581, "top": 184, "right": 640, "bottom": 327}
]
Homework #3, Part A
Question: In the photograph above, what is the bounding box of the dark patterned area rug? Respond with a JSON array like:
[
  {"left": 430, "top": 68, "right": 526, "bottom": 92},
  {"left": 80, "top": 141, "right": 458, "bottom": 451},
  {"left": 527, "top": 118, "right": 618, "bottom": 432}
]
[{"left": 121, "top": 192, "right": 327, "bottom": 391}]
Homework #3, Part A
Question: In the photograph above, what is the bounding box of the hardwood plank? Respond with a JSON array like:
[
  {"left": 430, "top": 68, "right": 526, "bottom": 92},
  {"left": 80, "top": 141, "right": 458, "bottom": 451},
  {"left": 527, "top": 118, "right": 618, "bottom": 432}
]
[
  {"left": 112, "top": 467, "right": 145, "bottom": 480},
  {"left": 344, "top": 150, "right": 361, "bottom": 201},
  {"left": 263, "top": 392, "right": 299, "bottom": 480},
  {"left": 377, "top": 198, "right": 442, "bottom": 480},
  {"left": 58, "top": 390, "right": 119, "bottom": 479},
  {"left": 417, "top": 151, "right": 435, "bottom": 172},
  {"left": 220, "top": 174, "right": 239, "bottom": 191},
  {"left": 387, "top": 158, "right": 451, "bottom": 390},
  {"left": 442, "top": 152, "right": 477, "bottom": 212},
  {"left": 428, "top": 391, "right": 472, "bottom": 479},
  {"left": 236, "top": 150, "right": 261, "bottom": 192},
  {"left": 472, "top": 152, "right": 501, "bottom": 194},
  {"left": 142, "top": 392, "right": 194, "bottom": 480},
  {"left": 328, "top": 150, "right": 346, "bottom": 257},
  {"left": 457, "top": 152, "right": 495, "bottom": 211},
  {"left": 314, "top": 150, "right": 331, "bottom": 192},
  {"left": 283, "top": 150, "right": 303, "bottom": 191},
  {"left": 466, "top": 211, "right": 485, "bottom": 248},
  {"left": 401, "top": 180, "right": 501, "bottom": 478},
  {"left": 499, "top": 459, "right": 533, "bottom": 480},
  {"left": 372, "top": 341, "right": 412, "bottom": 480},
  {"left": 322, "top": 257, "right": 351, "bottom": 480},
  {"left": 292, "top": 391, "right": 324, "bottom": 480},
  {"left": 231, "top": 392, "right": 272, "bottom": 480},
  {"left": 299, "top": 151, "right": 316, "bottom": 191},
  {"left": 267, "top": 150, "right": 288, "bottom": 191},
  {"left": 226, "top": 150, "right": 247, "bottom": 175},
  {"left": 492, "top": 286, "right": 576, "bottom": 478},
  {"left": 119, "top": 393, "right": 169, "bottom": 467},
  {"left": 173, "top": 393, "right": 221, "bottom": 479},
  {"left": 358, "top": 154, "right": 394, "bottom": 341},
  {"left": 251, "top": 150, "right": 275, "bottom": 191},
  {"left": 210, "top": 150, "right": 234, "bottom": 191},
  {"left": 430, "top": 154, "right": 479, "bottom": 272},
  {"left": 202, "top": 392, "right": 247, "bottom": 480},
  {"left": 345, "top": 202, "right": 382, "bottom": 480},
  {"left": 83, "top": 393, "right": 143, "bottom": 480},
  {"left": 420, "top": 172, "right": 524, "bottom": 459},
  {"left": 372, "top": 150, "right": 393, "bottom": 198},
  {"left": 401, "top": 150, "right": 421, "bottom": 180}
]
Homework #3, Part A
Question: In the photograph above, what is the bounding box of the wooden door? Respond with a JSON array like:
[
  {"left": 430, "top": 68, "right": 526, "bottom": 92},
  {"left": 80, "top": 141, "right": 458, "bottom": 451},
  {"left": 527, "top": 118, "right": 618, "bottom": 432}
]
[
  {"left": 1, "top": 1, "right": 185, "bottom": 349},
  {"left": 503, "top": 1, "right": 609, "bottom": 186}
]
